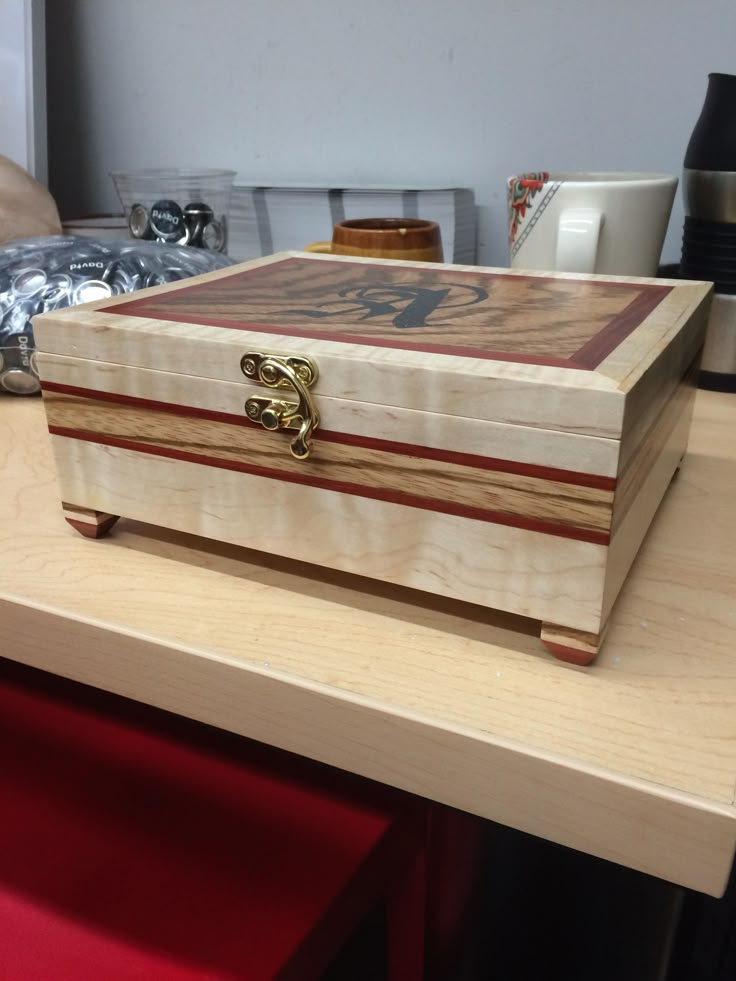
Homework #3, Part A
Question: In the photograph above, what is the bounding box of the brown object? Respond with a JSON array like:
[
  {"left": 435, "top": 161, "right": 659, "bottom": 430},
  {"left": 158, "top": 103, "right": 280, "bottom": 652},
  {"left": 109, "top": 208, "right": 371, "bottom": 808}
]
[
  {"left": 61, "top": 503, "right": 120, "bottom": 539},
  {"left": 305, "top": 217, "right": 443, "bottom": 262},
  {"left": 32, "top": 252, "right": 710, "bottom": 665},
  {"left": 0, "top": 155, "right": 61, "bottom": 244},
  {"left": 2, "top": 390, "right": 736, "bottom": 896}
]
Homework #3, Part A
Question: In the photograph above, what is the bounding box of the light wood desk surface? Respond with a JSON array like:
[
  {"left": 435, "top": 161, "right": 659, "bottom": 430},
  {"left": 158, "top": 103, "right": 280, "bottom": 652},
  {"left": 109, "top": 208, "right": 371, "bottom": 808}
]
[{"left": 2, "top": 393, "right": 735, "bottom": 896}]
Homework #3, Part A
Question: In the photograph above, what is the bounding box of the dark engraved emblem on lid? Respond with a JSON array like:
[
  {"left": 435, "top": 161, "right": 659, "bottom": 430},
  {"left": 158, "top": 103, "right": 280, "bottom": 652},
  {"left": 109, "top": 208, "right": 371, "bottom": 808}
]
[{"left": 287, "top": 282, "right": 489, "bottom": 329}]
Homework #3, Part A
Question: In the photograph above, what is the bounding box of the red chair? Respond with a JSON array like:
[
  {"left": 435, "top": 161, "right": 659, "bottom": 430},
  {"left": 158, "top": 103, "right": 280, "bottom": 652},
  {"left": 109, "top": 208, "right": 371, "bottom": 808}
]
[{"left": 0, "top": 660, "right": 481, "bottom": 980}]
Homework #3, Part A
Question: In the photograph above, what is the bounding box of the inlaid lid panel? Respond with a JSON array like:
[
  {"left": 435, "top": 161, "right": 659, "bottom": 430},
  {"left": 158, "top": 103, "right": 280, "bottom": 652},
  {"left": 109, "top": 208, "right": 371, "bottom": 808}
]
[
  {"left": 106, "top": 254, "right": 671, "bottom": 370},
  {"left": 32, "top": 253, "right": 710, "bottom": 438}
]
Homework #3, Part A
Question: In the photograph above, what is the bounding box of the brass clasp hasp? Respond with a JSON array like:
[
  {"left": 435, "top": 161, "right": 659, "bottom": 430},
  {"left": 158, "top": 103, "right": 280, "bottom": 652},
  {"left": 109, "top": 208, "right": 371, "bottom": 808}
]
[{"left": 241, "top": 352, "right": 319, "bottom": 460}]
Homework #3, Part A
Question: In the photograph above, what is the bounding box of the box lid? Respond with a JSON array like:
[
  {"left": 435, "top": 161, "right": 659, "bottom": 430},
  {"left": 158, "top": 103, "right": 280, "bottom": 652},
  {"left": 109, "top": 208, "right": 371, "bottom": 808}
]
[{"left": 32, "top": 252, "right": 710, "bottom": 440}]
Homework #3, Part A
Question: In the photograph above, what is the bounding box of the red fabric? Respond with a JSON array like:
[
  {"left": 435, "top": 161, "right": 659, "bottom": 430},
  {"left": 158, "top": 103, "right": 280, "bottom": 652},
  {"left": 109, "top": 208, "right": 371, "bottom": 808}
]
[
  {"left": 0, "top": 662, "right": 423, "bottom": 980},
  {"left": 425, "top": 807, "right": 486, "bottom": 979},
  {"left": 0, "top": 888, "right": 219, "bottom": 980}
]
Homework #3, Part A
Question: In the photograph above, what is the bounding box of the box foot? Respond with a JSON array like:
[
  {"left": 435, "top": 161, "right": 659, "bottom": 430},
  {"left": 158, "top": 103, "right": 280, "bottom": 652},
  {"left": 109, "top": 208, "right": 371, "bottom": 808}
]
[
  {"left": 62, "top": 503, "right": 120, "bottom": 539},
  {"left": 540, "top": 621, "right": 608, "bottom": 666}
]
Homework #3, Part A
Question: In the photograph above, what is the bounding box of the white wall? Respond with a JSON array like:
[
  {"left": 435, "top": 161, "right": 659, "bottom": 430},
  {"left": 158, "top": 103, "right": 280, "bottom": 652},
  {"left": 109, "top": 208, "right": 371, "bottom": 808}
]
[
  {"left": 46, "top": 0, "right": 736, "bottom": 267},
  {"left": 0, "top": 0, "right": 47, "bottom": 180}
]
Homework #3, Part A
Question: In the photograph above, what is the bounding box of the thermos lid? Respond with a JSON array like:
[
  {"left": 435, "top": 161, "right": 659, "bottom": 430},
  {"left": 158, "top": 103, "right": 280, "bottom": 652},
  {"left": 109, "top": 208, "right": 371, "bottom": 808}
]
[{"left": 684, "top": 73, "right": 736, "bottom": 172}]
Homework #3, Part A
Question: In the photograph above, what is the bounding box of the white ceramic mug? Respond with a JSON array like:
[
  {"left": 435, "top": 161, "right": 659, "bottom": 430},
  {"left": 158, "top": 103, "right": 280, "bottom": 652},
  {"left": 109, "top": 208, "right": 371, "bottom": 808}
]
[{"left": 507, "top": 172, "right": 678, "bottom": 276}]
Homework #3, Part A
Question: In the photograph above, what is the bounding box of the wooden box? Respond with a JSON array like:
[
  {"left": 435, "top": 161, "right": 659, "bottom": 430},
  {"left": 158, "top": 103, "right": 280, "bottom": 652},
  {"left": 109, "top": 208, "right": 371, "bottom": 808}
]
[{"left": 33, "top": 253, "right": 711, "bottom": 664}]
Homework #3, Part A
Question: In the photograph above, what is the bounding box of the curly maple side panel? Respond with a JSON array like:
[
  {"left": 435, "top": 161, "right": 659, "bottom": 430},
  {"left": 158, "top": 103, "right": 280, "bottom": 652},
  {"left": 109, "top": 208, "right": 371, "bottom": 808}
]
[
  {"left": 42, "top": 388, "right": 615, "bottom": 542},
  {"left": 46, "top": 432, "right": 609, "bottom": 636}
]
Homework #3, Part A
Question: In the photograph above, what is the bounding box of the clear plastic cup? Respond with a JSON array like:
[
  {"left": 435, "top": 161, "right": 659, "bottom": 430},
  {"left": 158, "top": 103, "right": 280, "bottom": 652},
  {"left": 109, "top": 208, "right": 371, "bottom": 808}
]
[{"left": 110, "top": 168, "right": 236, "bottom": 254}]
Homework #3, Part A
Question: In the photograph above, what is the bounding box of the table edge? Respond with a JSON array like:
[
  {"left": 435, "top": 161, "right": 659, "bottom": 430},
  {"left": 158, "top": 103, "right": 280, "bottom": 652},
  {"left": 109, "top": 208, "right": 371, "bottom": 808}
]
[{"left": 3, "top": 593, "right": 734, "bottom": 897}]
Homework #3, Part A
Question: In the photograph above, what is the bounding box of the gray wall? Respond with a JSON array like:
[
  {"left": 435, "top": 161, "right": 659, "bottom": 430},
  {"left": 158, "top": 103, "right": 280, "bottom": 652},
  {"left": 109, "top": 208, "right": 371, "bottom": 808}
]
[{"left": 46, "top": 0, "right": 736, "bottom": 266}]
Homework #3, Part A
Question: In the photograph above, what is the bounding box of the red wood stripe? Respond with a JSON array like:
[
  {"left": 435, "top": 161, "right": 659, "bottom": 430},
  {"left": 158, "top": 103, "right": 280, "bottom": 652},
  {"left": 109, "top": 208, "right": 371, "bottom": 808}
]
[
  {"left": 64, "top": 517, "right": 99, "bottom": 538},
  {"left": 64, "top": 516, "right": 118, "bottom": 539},
  {"left": 47, "top": 424, "right": 610, "bottom": 546},
  {"left": 541, "top": 640, "right": 597, "bottom": 666},
  {"left": 41, "top": 381, "right": 617, "bottom": 491},
  {"left": 104, "top": 257, "right": 672, "bottom": 370},
  {"left": 571, "top": 285, "right": 673, "bottom": 369}
]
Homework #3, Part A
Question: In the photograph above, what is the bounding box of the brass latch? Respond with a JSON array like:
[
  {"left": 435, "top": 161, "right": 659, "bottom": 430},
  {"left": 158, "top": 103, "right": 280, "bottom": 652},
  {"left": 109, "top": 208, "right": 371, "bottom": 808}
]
[{"left": 241, "top": 352, "right": 319, "bottom": 460}]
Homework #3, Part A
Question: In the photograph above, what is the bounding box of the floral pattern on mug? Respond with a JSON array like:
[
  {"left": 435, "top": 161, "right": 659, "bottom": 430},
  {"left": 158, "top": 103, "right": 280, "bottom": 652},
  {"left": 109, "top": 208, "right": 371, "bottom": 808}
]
[{"left": 507, "top": 172, "right": 549, "bottom": 245}]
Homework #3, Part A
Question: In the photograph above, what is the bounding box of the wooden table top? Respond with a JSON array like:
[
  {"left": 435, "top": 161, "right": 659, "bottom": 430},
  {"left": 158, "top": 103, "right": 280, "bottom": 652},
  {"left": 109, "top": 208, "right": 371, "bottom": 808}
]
[{"left": 2, "top": 393, "right": 735, "bottom": 896}]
